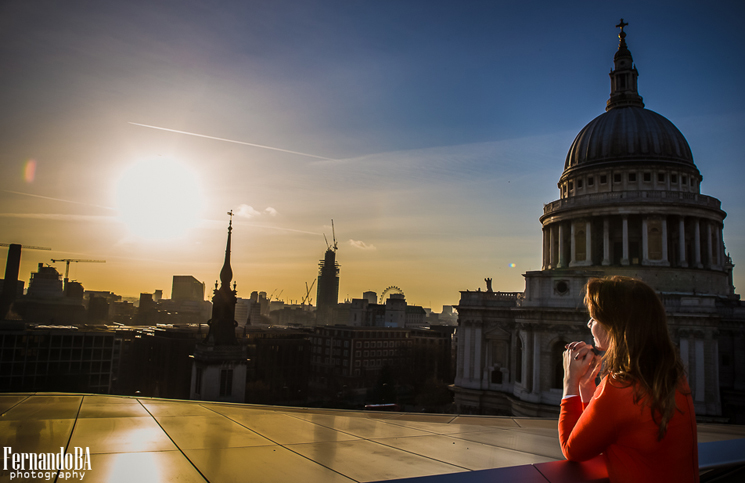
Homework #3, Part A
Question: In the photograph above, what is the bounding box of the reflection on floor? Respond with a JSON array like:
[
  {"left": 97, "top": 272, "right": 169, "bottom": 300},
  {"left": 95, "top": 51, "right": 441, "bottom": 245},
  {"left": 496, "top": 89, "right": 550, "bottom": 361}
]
[{"left": 1, "top": 393, "right": 744, "bottom": 483}]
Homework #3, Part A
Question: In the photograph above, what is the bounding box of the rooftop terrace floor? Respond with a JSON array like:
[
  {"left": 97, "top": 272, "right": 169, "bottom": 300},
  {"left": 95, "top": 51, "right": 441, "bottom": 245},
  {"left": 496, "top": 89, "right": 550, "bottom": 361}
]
[{"left": 2, "top": 393, "right": 744, "bottom": 482}]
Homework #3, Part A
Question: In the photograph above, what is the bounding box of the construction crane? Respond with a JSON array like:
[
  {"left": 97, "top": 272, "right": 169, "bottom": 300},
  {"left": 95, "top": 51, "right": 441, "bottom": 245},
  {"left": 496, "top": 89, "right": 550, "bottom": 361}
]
[
  {"left": 0, "top": 243, "right": 51, "bottom": 251},
  {"left": 50, "top": 259, "right": 105, "bottom": 282},
  {"left": 267, "top": 289, "right": 285, "bottom": 303},
  {"left": 331, "top": 219, "right": 338, "bottom": 252},
  {"left": 301, "top": 279, "right": 316, "bottom": 305},
  {"left": 323, "top": 219, "right": 339, "bottom": 252}
]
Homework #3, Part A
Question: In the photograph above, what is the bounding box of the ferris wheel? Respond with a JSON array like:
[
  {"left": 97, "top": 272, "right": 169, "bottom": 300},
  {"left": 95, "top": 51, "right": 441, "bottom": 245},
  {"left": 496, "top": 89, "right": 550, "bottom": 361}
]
[{"left": 379, "top": 286, "right": 405, "bottom": 304}]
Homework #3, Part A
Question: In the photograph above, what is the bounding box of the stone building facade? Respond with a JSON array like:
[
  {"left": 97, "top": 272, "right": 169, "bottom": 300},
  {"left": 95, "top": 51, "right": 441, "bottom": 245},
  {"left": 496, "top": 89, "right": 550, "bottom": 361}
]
[{"left": 452, "top": 23, "right": 745, "bottom": 421}]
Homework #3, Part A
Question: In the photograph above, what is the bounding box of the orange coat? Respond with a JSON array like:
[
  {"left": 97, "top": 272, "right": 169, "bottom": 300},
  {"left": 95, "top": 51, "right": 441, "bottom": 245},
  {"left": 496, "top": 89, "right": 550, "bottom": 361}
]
[{"left": 559, "top": 376, "right": 699, "bottom": 483}]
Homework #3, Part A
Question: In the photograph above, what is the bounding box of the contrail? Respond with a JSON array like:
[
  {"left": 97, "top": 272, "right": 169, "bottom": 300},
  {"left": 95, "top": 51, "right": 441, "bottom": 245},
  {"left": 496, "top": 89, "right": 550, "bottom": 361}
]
[
  {"left": 2, "top": 190, "right": 115, "bottom": 210},
  {"left": 129, "top": 122, "right": 335, "bottom": 160}
]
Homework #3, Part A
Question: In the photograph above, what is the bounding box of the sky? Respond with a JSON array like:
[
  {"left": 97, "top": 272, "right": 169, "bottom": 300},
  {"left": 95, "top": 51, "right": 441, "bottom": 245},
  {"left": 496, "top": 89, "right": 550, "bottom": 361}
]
[{"left": 1, "top": 0, "right": 744, "bottom": 310}]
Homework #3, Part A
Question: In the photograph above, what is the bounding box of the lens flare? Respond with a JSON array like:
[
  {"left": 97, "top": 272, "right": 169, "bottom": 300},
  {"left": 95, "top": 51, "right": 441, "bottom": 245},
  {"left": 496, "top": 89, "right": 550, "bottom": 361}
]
[
  {"left": 24, "top": 160, "right": 36, "bottom": 182},
  {"left": 509, "top": 263, "right": 516, "bottom": 268}
]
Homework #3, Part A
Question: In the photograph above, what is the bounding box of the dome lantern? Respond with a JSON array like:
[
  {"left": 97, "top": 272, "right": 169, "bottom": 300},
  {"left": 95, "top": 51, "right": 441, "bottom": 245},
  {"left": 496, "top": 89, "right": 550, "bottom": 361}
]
[
  {"left": 607, "top": 19, "right": 644, "bottom": 111},
  {"left": 563, "top": 20, "right": 696, "bottom": 177}
]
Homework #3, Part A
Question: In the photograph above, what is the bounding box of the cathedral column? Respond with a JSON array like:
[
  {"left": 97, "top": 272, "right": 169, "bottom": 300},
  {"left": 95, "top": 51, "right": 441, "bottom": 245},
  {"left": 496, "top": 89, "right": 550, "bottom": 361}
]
[
  {"left": 585, "top": 219, "right": 593, "bottom": 264},
  {"left": 695, "top": 337, "right": 705, "bottom": 403},
  {"left": 694, "top": 218, "right": 703, "bottom": 268},
  {"left": 524, "top": 330, "right": 534, "bottom": 393},
  {"left": 661, "top": 217, "right": 669, "bottom": 265},
  {"left": 532, "top": 332, "right": 541, "bottom": 396},
  {"left": 621, "top": 215, "right": 630, "bottom": 265},
  {"left": 642, "top": 216, "right": 649, "bottom": 265},
  {"left": 679, "top": 335, "right": 689, "bottom": 377},
  {"left": 570, "top": 222, "right": 577, "bottom": 265},
  {"left": 474, "top": 322, "right": 483, "bottom": 386},
  {"left": 706, "top": 222, "right": 713, "bottom": 268},
  {"left": 558, "top": 224, "right": 567, "bottom": 268},
  {"left": 602, "top": 217, "right": 611, "bottom": 266},
  {"left": 717, "top": 225, "right": 725, "bottom": 269},
  {"left": 548, "top": 225, "right": 555, "bottom": 268},
  {"left": 704, "top": 332, "right": 722, "bottom": 414},
  {"left": 455, "top": 322, "right": 466, "bottom": 385},
  {"left": 679, "top": 217, "right": 688, "bottom": 267},
  {"left": 542, "top": 228, "right": 548, "bottom": 270},
  {"left": 482, "top": 337, "right": 491, "bottom": 387},
  {"left": 461, "top": 322, "right": 471, "bottom": 383}
]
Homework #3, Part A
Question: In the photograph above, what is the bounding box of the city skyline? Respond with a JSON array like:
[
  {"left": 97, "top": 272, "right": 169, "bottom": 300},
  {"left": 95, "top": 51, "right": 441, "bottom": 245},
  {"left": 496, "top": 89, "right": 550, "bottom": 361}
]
[{"left": 1, "top": 1, "right": 744, "bottom": 309}]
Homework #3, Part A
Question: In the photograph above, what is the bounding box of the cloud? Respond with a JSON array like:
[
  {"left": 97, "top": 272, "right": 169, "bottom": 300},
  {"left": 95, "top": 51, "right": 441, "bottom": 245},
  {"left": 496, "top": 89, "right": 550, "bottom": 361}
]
[
  {"left": 349, "top": 239, "right": 376, "bottom": 250},
  {"left": 235, "top": 205, "right": 262, "bottom": 218},
  {"left": 235, "top": 204, "right": 278, "bottom": 219}
]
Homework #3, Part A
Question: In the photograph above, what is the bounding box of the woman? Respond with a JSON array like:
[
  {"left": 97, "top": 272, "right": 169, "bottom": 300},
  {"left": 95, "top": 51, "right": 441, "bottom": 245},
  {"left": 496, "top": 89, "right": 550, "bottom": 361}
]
[{"left": 560, "top": 276, "right": 698, "bottom": 482}]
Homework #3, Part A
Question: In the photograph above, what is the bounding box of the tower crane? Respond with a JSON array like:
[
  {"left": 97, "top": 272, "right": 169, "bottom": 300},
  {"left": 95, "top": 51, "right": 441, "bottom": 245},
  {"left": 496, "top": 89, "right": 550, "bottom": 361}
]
[
  {"left": 301, "top": 279, "right": 316, "bottom": 305},
  {"left": 331, "top": 219, "right": 338, "bottom": 252},
  {"left": 50, "top": 258, "right": 105, "bottom": 284},
  {"left": 0, "top": 243, "right": 51, "bottom": 251},
  {"left": 323, "top": 219, "right": 339, "bottom": 252}
]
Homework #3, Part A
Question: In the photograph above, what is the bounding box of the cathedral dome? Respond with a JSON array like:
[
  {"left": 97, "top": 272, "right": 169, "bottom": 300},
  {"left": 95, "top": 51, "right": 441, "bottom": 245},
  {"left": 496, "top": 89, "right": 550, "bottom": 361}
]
[{"left": 564, "top": 106, "right": 694, "bottom": 173}]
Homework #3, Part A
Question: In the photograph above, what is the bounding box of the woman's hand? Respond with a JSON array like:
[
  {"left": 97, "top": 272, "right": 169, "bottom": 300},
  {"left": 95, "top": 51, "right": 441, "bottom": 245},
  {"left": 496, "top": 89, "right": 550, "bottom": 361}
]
[
  {"left": 579, "top": 351, "right": 602, "bottom": 403},
  {"left": 563, "top": 341, "right": 598, "bottom": 399}
]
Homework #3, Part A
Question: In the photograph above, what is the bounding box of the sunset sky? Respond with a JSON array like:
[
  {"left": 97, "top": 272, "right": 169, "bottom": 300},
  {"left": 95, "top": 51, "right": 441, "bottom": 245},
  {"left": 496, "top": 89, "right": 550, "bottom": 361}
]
[{"left": 1, "top": 1, "right": 743, "bottom": 310}]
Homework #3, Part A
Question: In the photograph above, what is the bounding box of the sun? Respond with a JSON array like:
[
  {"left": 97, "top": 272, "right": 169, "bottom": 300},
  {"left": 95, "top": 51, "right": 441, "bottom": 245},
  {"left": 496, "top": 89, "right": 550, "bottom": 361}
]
[{"left": 115, "top": 158, "right": 205, "bottom": 240}]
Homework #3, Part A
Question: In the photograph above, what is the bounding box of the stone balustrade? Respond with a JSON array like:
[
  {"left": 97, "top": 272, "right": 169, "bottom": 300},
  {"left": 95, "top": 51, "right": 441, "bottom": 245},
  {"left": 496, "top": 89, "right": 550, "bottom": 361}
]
[{"left": 544, "top": 190, "right": 721, "bottom": 216}]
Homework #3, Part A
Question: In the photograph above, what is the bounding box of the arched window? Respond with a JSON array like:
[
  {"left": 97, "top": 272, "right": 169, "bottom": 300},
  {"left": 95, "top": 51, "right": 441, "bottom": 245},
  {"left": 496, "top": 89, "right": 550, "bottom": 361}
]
[{"left": 552, "top": 340, "right": 568, "bottom": 389}]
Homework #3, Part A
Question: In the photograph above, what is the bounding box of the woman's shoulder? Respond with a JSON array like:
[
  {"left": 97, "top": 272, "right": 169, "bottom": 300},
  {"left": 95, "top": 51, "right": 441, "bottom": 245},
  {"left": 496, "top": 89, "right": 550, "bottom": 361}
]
[
  {"left": 594, "top": 374, "right": 637, "bottom": 401},
  {"left": 677, "top": 377, "right": 692, "bottom": 393},
  {"left": 588, "top": 376, "right": 642, "bottom": 421}
]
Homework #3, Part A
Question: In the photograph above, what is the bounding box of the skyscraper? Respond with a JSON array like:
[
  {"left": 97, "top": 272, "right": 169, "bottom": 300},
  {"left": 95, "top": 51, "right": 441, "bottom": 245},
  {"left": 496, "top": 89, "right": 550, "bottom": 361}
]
[
  {"left": 316, "top": 242, "right": 340, "bottom": 321},
  {"left": 171, "top": 275, "right": 205, "bottom": 301}
]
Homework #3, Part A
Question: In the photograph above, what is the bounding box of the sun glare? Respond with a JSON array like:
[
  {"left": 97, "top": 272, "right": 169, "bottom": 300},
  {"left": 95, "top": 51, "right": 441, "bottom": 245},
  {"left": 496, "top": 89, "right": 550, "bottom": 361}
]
[{"left": 115, "top": 158, "right": 204, "bottom": 240}]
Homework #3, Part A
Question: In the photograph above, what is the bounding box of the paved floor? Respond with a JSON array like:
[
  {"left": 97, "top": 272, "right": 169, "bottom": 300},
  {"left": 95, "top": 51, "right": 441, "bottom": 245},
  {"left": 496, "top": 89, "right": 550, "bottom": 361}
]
[{"left": 1, "top": 393, "right": 744, "bottom": 483}]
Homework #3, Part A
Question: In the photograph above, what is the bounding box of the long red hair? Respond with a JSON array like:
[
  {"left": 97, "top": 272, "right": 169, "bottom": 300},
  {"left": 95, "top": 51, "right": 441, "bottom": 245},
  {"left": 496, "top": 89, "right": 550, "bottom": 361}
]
[{"left": 584, "top": 276, "right": 686, "bottom": 440}]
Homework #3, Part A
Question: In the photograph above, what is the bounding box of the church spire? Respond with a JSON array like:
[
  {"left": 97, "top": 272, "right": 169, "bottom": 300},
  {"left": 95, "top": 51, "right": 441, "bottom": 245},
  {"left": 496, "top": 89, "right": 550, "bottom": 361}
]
[
  {"left": 204, "top": 211, "right": 238, "bottom": 346},
  {"left": 606, "top": 19, "right": 645, "bottom": 111},
  {"left": 220, "top": 210, "right": 234, "bottom": 289}
]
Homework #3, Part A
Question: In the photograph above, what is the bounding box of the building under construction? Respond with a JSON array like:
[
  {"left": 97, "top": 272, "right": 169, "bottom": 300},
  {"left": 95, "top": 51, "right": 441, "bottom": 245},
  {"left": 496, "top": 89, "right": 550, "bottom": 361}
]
[{"left": 316, "top": 222, "right": 340, "bottom": 322}]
